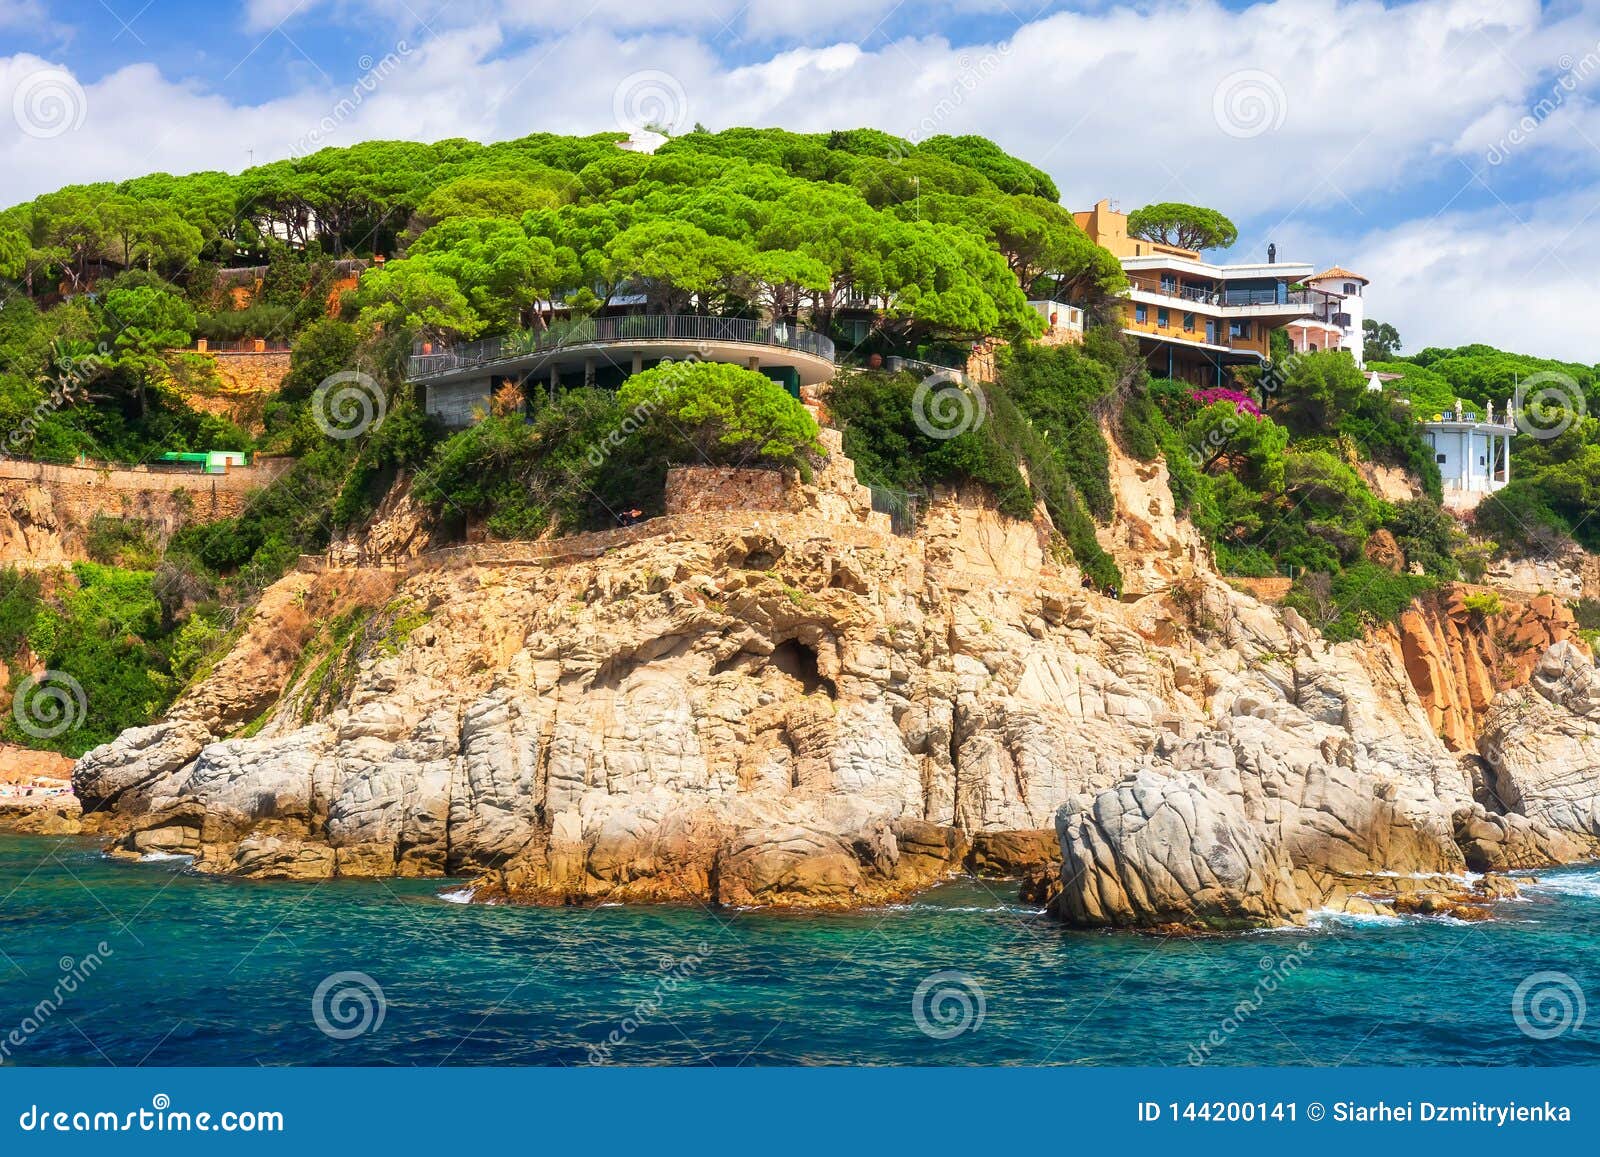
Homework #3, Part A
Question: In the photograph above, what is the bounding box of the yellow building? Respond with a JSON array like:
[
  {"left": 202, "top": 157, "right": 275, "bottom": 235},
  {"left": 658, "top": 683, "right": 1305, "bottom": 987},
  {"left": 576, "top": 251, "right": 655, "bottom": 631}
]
[{"left": 1075, "top": 199, "right": 1336, "bottom": 385}]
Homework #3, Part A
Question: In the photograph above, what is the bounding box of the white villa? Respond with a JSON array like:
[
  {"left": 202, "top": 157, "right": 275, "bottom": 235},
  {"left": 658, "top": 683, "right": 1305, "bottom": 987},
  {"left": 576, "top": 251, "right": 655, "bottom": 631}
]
[{"left": 1421, "top": 401, "right": 1516, "bottom": 511}]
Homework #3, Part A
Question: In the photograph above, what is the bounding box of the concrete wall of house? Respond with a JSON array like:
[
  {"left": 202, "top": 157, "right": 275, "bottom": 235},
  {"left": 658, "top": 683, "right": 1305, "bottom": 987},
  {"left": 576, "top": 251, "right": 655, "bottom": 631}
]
[
  {"left": 1074, "top": 199, "right": 1200, "bottom": 260},
  {"left": 1424, "top": 426, "right": 1511, "bottom": 501},
  {"left": 1124, "top": 305, "right": 1274, "bottom": 360},
  {"left": 426, "top": 380, "right": 493, "bottom": 428},
  {"left": 1306, "top": 274, "right": 1365, "bottom": 368}
]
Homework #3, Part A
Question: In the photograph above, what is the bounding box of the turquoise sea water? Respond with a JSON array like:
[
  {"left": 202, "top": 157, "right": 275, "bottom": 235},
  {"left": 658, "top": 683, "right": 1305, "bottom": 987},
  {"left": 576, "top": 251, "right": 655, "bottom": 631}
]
[{"left": 2, "top": 834, "right": 1599, "bottom": 1066}]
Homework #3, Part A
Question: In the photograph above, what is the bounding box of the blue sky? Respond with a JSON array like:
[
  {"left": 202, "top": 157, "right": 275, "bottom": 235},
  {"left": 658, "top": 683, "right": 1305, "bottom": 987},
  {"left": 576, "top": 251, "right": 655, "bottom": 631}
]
[{"left": 3, "top": 0, "right": 1600, "bottom": 359}]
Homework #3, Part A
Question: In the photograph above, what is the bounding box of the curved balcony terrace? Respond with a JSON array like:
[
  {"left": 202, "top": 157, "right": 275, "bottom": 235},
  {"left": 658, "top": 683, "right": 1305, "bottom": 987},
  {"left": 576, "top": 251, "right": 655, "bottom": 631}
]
[{"left": 407, "top": 313, "right": 838, "bottom": 387}]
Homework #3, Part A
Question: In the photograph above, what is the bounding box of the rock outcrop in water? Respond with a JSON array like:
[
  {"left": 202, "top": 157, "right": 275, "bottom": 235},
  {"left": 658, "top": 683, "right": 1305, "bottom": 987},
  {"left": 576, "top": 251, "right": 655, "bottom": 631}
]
[
  {"left": 68, "top": 437, "right": 1600, "bottom": 928},
  {"left": 1057, "top": 769, "right": 1305, "bottom": 929}
]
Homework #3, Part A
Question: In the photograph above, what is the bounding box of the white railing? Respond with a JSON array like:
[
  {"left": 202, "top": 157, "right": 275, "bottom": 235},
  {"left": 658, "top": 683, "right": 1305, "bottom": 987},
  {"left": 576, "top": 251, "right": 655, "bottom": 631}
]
[{"left": 409, "top": 314, "right": 836, "bottom": 381}]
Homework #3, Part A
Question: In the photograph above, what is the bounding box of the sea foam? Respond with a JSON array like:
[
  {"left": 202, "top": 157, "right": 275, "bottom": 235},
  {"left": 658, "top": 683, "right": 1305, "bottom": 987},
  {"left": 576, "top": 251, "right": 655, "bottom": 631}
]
[{"left": 1518, "top": 867, "right": 1600, "bottom": 900}]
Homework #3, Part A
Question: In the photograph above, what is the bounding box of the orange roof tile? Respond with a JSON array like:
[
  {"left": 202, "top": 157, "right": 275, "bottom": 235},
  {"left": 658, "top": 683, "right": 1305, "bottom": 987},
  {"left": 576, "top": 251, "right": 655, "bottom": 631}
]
[{"left": 1309, "top": 266, "right": 1369, "bottom": 285}]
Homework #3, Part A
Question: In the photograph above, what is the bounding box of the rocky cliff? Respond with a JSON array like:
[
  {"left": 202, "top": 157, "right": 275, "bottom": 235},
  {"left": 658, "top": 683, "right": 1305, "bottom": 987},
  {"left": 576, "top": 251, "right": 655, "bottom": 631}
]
[
  {"left": 1383, "top": 586, "right": 1581, "bottom": 751},
  {"left": 62, "top": 441, "right": 1600, "bottom": 929}
]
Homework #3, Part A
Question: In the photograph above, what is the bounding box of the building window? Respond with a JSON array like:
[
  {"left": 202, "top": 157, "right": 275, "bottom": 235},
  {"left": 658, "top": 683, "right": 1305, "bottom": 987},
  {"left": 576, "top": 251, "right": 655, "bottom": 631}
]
[
  {"left": 1183, "top": 312, "right": 1195, "bottom": 332},
  {"left": 1435, "top": 454, "right": 1447, "bottom": 464},
  {"left": 1229, "top": 320, "right": 1251, "bottom": 339},
  {"left": 1344, "top": 282, "right": 1357, "bottom": 295},
  {"left": 1160, "top": 274, "right": 1177, "bottom": 293},
  {"left": 1135, "top": 304, "right": 1148, "bottom": 324},
  {"left": 1157, "top": 307, "right": 1169, "bottom": 328}
]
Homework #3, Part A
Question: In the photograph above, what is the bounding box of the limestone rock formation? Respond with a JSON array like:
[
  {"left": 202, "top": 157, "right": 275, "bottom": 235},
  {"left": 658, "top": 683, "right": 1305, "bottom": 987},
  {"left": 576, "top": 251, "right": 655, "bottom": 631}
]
[
  {"left": 1094, "top": 424, "right": 1209, "bottom": 596},
  {"left": 66, "top": 454, "right": 1600, "bottom": 926},
  {"left": 1480, "top": 642, "right": 1600, "bottom": 839},
  {"left": 1056, "top": 768, "right": 1305, "bottom": 929},
  {"left": 1382, "top": 585, "right": 1582, "bottom": 751}
]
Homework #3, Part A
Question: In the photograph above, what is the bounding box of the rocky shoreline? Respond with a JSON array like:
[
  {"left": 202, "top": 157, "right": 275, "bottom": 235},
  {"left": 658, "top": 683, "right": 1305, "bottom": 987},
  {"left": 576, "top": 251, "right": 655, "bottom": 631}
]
[{"left": 51, "top": 442, "right": 1600, "bottom": 931}]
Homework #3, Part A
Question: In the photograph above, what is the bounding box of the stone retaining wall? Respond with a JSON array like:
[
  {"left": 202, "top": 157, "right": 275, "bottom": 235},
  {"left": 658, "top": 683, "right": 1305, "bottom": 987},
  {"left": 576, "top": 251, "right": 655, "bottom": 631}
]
[
  {"left": 0, "top": 458, "right": 293, "bottom": 564},
  {"left": 171, "top": 348, "right": 293, "bottom": 433},
  {"left": 665, "top": 466, "right": 790, "bottom": 515},
  {"left": 1226, "top": 576, "right": 1294, "bottom": 603},
  {"left": 0, "top": 457, "right": 292, "bottom": 494}
]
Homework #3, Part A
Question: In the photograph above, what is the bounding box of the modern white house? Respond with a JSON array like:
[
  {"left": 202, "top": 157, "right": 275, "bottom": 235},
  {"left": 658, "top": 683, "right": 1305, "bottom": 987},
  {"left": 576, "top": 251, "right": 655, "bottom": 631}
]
[
  {"left": 1288, "top": 267, "right": 1369, "bottom": 367},
  {"left": 1420, "top": 400, "right": 1516, "bottom": 511}
]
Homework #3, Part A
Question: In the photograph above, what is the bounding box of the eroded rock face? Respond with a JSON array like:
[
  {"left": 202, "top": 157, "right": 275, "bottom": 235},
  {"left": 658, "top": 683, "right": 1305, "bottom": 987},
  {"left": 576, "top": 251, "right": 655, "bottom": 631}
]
[
  {"left": 1057, "top": 769, "right": 1305, "bottom": 930},
  {"left": 1384, "top": 586, "right": 1582, "bottom": 751},
  {"left": 1480, "top": 642, "right": 1600, "bottom": 839},
  {"left": 71, "top": 499, "right": 1600, "bottom": 923}
]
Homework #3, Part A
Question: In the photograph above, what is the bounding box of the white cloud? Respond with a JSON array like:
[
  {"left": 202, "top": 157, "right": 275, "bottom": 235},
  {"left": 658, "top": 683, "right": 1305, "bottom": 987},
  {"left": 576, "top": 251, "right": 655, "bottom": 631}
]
[
  {"left": 0, "top": 0, "right": 42, "bottom": 27},
  {"left": 5, "top": 0, "right": 1600, "bottom": 356},
  {"left": 1347, "top": 194, "right": 1600, "bottom": 362}
]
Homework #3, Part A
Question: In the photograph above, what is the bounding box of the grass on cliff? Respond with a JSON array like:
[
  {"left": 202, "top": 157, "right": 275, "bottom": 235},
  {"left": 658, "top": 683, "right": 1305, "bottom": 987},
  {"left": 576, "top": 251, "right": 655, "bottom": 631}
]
[
  {"left": 1281, "top": 562, "right": 1436, "bottom": 643},
  {"left": 828, "top": 338, "right": 1123, "bottom": 588}
]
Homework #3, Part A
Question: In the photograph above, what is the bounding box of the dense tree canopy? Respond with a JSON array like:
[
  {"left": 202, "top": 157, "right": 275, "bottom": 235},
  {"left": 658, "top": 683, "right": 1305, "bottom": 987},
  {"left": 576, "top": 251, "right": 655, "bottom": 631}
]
[
  {"left": 1126, "top": 202, "right": 1239, "bottom": 252},
  {"left": 1363, "top": 318, "right": 1401, "bottom": 362},
  {"left": 0, "top": 126, "right": 1119, "bottom": 357}
]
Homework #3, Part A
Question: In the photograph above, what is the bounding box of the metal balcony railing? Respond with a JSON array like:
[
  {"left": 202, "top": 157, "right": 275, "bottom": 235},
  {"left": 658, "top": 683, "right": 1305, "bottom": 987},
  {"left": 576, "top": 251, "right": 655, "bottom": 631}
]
[
  {"left": 408, "top": 314, "right": 836, "bottom": 381},
  {"left": 1128, "top": 280, "right": 1319, "bottom": 309}
]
